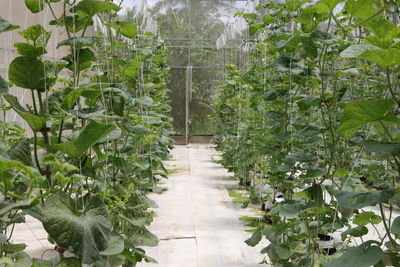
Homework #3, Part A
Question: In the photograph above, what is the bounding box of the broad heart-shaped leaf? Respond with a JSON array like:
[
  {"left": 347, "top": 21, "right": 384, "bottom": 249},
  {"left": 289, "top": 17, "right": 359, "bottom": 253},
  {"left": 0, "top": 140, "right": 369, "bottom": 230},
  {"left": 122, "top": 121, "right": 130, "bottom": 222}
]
[
  {"left": 0, "top": 75, "right": 8, "bottom": 95},
  {"left": 3, "top": 94, "right": 47, "bottom": 132},
  {"left": 361, "top": 140, "right": 400, "bottom": 153},
  {"left": 25, "top": 0, "right": 45, "bottom": 13},
  {"left": 110, "top": 21, "right": 137, "bottom": 38},
  {"left": 40, "top": 193, "right": 112, "bottom": 264},
  {"left": 323, "top": 241, "right": 383, "bottom": 267},
  {"left": 333, "top": 189, "right": 394, "bottom": 209},
  {"left": 0, "top": 17, "right": 19, "bottom": 33},
  {"left": 71, "top": 0, "right": 121, "bottom": 17},
  {"left": 8, "top": 56, "right": 46, "bottom": 90},
  {"left": 52, "top": 121, "right": 116, "bottom": 159},
  {"left": 14, "top": 43, "right": 47, "bottom": 57},
  {"left": 338, "top": 99, "right": 397, "bottom": 137}
]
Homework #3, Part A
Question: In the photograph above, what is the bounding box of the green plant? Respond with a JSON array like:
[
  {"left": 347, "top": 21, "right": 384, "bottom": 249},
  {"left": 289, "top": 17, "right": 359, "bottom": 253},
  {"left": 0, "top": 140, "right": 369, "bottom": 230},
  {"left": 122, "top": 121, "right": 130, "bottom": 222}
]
[
  {"left": 215, "top": 0, "right": 400, "bottom": 266},
  {"left": 0, "top": 0, "right": 173, "bottom": 265}
]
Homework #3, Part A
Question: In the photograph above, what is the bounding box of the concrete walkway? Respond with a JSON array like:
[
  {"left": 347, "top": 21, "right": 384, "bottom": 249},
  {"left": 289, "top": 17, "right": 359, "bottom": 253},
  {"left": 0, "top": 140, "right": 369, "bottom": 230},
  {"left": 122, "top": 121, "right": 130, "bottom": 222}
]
[{"left": 139, "top": 144, "right": 265, "bottom": 267}]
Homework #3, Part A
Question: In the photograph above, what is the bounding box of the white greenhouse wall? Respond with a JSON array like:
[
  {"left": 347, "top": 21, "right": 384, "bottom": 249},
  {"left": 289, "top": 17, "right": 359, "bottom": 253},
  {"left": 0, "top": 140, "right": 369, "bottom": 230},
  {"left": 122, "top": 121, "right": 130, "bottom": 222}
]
[{"left": 0, "top": 1, "right": 71, "bottom": 130}]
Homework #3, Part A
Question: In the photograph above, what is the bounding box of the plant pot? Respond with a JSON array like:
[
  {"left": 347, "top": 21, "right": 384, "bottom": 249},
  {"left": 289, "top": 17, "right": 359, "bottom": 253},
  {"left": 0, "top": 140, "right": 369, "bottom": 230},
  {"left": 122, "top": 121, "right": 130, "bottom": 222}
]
[
  {"left": 316, "top": 234, "right": 338, "bottom": 255},
  {"left": 275, "top": 192, "right": 284, "bottom": 203}
]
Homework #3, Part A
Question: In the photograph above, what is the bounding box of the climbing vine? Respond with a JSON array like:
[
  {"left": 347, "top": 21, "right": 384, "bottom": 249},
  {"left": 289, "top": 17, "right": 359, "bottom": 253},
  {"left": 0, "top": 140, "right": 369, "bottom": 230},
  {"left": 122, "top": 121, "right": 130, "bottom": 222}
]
[
  {"left": 215, "top": 0, "right": 400, "bottom": 266},
  {"left": 0, "top": 0, "right": 172, "bottom": 266}
]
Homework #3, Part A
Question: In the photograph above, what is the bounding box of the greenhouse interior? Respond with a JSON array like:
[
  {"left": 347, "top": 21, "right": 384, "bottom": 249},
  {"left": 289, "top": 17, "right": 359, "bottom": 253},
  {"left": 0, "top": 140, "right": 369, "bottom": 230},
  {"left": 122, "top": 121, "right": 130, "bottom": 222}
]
[{"left": 0, "top": 0, "right": 400, "bottom": 266}]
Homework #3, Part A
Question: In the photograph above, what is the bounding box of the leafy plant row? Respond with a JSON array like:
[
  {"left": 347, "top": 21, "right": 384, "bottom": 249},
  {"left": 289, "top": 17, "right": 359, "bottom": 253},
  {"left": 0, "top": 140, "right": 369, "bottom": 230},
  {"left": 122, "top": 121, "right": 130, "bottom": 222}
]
[
  {"left": 0, "top": 0, "right": 173, "bottom": 266},
  {"left": 214, "top": 0, "right": 400, "bottom": 266}
]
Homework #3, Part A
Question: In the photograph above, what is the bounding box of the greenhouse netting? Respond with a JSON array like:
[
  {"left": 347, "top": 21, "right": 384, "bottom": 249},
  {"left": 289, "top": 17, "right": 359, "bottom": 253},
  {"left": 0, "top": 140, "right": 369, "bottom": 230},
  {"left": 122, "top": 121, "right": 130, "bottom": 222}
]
[
  {"left": 1, "top": 0, "right": 400, "bottom": 266},
  {"left": 119, "top": 0, "right": 255, "bottom": 138}
]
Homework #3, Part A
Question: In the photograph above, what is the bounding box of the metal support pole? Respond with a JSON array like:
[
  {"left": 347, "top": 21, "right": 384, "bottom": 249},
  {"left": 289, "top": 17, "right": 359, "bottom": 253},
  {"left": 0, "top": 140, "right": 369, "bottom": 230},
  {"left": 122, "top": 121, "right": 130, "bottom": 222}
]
[{"left": 185, "top": 66, "right": 192, "bottom": 144}]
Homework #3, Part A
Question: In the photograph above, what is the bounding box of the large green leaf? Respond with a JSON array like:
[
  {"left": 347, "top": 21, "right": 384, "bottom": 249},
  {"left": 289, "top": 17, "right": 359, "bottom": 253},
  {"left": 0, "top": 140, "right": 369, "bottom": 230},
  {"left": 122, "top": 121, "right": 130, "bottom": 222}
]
[
  {"left": 110, "top": 21, "right": 137, "bottom": 38},
  {"left": 3, "top": 94, "right": 47, "bottom": 132},
  {"left": 57, "top": 37, "right": 95, "bottom": 48},
  {"left": 341, "top": 225, "right": 368, "bottom": 240},
  {"left": 56, "top": 258, "right": 82, "bottom": 267},
  {"left": 324, "top": 242, "right": 383, "bottom": 267},
  {"left": 25, "top": 0, "right": 45, "bottom": 13},
  {"left": 279, "top": 203, "right": 303, "bottom": 217},
  {"left": 14, "top": 43, "right": 47, "bottom": 57},
  {"left": 0, "top": 199, "right": 39, "bottom": 217},
  {"left": 391, "top": 216, "right": 400, "bottom": 235},
  {"left": 333, "top": 189, "right": 394, "bottom": 209},
  {"left": 40, "top": 193, "right": 112, "bottom": 264},
  {"left": 43, "top": 60, "right": 68, "bottom": 89},
  {"left": 0, "top": 155, "right": 42, "bottom": 181},
  {"left": 120, "top": 61, "right": 142, "bottom": 78},
  {"left": 9, "top": 138, "right": 32, "bottom": 166},
  {"left": 0, "top": 75, "right": 8, "bottom": 95},
  {"left": 52, "top": 121, "right": 116, "bottom": 158},
  {"left": 361, "top": 140, "right": 400, "bottom": 153},
  {"left": 353, "top": 211, "right": 382, "bottom": 226},
  {"left": 0, "top": 17, "right": 19, "bottom": 33},
  {"left": 344, "top": 0, "right": 379, "bottom": 20},
  {"left": 71, "top": 0, "right": 121, "bottom": 17},
  {"left": 340, "top": 44, "right": 380, "bottom": 58},
  {"left": 364, "top": 18, "right": 398, "bottom": 40},
  {"left": 18, "top": 24, "right": 50, "bottom": 44},
  {"left": 128, "top": 226, "right": 158, "bottom": 247},
  {"left": 8, "top": 56, "right": 46, "bottom": 90},
  {"left": 358, "top": 48, "right": 400, "bottom": 67},
  {"left": 340, "top": 44, "right": 400, "bottom": 67},
  {"left": 245, "top": 229, "right": 262, "bottom": 247},
  {"left": 62, "top": 87, "right": 94, "bottom": 109},
  {"left": 0, "top": 251, "right": 32, "bottom": 266},
  {"left": 313, "top": 0, "right": 343, "bottom": 12},
  {"left": 338, "top": 99, "right": 397, "bottom": 137},
  {"left": 62, "top": 15, "right": 93, "bottom": 33}
]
